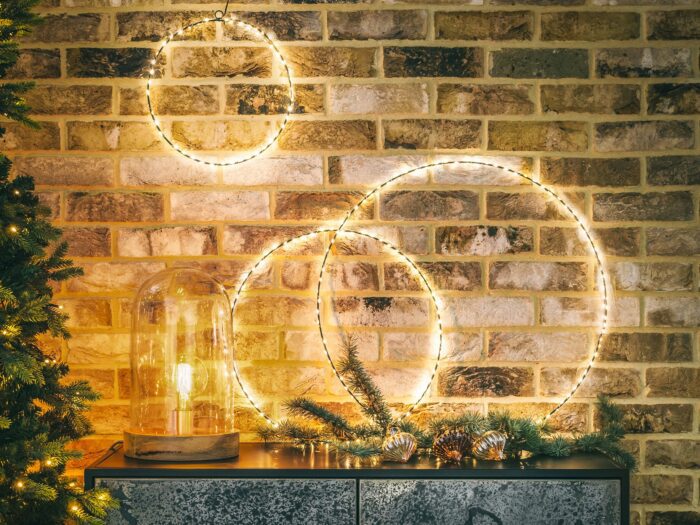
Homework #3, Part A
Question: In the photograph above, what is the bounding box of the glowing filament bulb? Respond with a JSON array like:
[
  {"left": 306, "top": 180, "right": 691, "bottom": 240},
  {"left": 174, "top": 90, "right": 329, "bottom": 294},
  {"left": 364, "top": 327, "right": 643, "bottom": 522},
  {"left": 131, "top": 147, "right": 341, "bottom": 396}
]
[
  {"left": 176, "top": 362, "right": 193, "bottom": 400},
  {"left": 175, "top": 362, "right": 194, "bottom": 435}
]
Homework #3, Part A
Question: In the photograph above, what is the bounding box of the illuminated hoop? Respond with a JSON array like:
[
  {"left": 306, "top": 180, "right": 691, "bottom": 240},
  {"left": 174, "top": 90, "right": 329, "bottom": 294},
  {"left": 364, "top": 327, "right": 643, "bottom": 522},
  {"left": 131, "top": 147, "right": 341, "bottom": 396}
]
[
  {"left": 315, "top": 160, "right": 610, "bottom": 422},
  {"left": 230, "top": 229, "right": 444, "bottom": 426},
  {"left": 146, "top": 14, "right": 294, "bottom": 167}
]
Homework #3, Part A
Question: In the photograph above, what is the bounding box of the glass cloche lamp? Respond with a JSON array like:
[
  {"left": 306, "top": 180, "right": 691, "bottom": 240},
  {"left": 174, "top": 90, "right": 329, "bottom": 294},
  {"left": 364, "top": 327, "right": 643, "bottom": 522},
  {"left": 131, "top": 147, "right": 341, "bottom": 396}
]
[{"left": 124, "top": 268, "right": 239, "bottom": 461}]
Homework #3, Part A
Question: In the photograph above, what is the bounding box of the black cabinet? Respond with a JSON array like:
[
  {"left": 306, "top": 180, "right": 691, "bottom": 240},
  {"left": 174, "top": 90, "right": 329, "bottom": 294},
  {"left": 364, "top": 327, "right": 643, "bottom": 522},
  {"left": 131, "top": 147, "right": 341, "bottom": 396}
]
[{"left": 85, "top": 442, "right": 628, "bottom": 525}]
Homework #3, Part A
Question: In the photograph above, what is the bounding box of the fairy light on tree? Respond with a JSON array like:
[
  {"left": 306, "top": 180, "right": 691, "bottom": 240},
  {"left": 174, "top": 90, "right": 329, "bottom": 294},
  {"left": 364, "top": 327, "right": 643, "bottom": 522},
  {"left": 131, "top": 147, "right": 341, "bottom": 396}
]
[{"left": 0, "top": 1, "right": 118, "bottom": 522}]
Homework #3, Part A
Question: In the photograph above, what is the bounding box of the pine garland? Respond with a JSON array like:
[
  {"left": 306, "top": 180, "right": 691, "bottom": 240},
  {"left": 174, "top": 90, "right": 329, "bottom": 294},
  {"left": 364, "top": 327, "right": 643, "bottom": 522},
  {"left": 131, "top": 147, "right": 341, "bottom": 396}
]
[
  {"left": 258, "top": 339, "right": 636, "bottom": 470},
  {"left": 0, "top": 3, "right": 118, "bottom": 523}
]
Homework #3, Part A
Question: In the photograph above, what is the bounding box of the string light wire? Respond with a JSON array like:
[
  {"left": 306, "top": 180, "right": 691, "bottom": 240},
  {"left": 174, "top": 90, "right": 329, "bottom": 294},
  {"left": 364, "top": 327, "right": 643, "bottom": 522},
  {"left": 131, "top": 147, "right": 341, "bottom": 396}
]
[
  {"left": 230, "top": 229, "right": 444, "bottom": 426},
  {"left": 142, "top": 1, "right": 608, "bottom": 429},
  {"left": 312, "top": 160, "right": 610, "bottom": 423},
  {"left": 146, "top": 13, "right": 295, "bottom": 167},
  {"left": 227, "top": 158, "right": 609, "bottom": 426}
]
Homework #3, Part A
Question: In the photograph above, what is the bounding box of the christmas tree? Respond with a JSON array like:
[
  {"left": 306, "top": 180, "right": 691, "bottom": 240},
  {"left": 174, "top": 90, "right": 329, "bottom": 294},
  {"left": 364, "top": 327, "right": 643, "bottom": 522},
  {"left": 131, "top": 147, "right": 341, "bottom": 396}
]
[{"left": 0, "top": 2, "right": 117, "bottom": 523}]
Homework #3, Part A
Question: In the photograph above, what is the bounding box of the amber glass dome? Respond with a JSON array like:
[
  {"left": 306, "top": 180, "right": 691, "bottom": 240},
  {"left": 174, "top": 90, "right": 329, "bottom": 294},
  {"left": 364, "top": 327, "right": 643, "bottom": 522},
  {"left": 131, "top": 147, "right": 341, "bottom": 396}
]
[{"left": 124, "top": 268, "right": 238, "bottom": 461}]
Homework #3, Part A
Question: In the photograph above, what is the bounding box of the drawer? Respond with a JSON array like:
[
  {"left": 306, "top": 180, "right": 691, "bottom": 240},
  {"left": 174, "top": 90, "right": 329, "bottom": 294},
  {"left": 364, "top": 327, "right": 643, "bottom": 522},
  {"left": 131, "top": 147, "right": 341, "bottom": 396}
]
[
  {"left": 360, "top": 479, "right": 621, "bottom": 525},
  {"left": 98, "top": 478, "right": 356, "bottom": 525}
]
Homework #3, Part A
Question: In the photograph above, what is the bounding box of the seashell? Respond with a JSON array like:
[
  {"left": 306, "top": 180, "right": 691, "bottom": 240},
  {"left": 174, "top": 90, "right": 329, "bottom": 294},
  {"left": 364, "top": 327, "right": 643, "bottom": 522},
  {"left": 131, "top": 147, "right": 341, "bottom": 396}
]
[
  {"left": 471, "top": 430, "right": 507, "bottom": 461},
  {"left": 382, "top": 427, "right": 417, "bottom": 463},
  {"left": 433, "top": 430, "right": 471, "bottom": 464}
]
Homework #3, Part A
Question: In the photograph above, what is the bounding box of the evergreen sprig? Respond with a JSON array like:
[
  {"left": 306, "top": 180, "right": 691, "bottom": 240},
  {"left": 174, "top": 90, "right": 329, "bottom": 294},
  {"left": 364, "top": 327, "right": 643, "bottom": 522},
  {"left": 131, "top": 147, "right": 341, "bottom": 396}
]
[
  {"left": 337, "top": 337, "right": 392, "bottom": 431},
  {"left": 570, "top": 396, "right": 635, "bottom": 470},
  {"left": 257, "top": 420, "right": 326, "bottom": 444},
  {"left": 332, "top": 439, "right": 382, "bottom": 459},
  {"left": 284, "top": 397, "right": 354, "bottom": 438},
  {"left": 429, "top": 411, "right": 488, "bottom": 437},
  {"left": 0, "top": 2, "right": 118, "bottom": 522}
]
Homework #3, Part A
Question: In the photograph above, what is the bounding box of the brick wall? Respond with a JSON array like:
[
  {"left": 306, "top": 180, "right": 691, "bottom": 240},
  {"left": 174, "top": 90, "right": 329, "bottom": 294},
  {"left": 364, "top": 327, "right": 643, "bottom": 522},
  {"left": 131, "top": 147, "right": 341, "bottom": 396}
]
[{"left": 6, "top": 0, "right": 699, "bottom": 522}]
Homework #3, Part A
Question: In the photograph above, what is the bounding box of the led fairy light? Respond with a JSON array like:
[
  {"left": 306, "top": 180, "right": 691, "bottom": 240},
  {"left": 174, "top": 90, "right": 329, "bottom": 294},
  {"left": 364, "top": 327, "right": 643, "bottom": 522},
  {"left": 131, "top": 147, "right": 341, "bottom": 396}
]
[
  {"left": 227, "top": 160, "right": 609, "bottom": 426},
  {"left": 229, "top": 228, "right": 444, "bottom": 426},
  {"left": 146, "top": 2, "right": 295, "bottom": 167},
  {"left": 313, "top": 160, "right": 610, "bottom": 423}
]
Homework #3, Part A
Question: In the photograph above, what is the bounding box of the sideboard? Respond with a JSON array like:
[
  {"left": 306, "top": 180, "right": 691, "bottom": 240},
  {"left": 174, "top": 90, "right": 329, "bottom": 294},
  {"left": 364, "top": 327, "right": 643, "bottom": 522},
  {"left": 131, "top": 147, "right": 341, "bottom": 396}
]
[{"left": 85, "top": 442, "right": 628, "bottom": 524}]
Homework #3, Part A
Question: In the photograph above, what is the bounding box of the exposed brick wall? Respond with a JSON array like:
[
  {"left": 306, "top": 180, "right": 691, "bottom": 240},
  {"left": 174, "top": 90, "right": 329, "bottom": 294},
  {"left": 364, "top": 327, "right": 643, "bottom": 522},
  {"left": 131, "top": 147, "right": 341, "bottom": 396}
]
[{"left": 7, "top": 0, "right": 699, "bottom": 522}]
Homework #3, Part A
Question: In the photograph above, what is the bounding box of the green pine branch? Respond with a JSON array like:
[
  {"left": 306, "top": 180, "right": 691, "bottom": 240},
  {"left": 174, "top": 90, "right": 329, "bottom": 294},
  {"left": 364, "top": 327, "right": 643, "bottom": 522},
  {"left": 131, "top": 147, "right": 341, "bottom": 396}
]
[
  {"left": 428, "top": 411, "right": 488, "bottom": 438},
  {"left": 332, "top": 439, "right": 382, "bottom": 459},
  {"left": 348, "top": 422, "right": 384, "bottom": 440},
  {"left": 256, "top": 420, "right": 327, "bottom": 444},
  {"left": 284, "top": 397, "right": 354, "bottom": 438},
  {"left": 337, "top": 337, "right": 392, "bottom": 431}
]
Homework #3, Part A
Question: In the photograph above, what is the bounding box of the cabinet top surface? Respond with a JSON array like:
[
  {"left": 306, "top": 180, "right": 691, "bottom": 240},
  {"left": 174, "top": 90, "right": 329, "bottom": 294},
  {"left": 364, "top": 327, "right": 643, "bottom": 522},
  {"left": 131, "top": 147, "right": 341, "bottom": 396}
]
[{"left": 85, "top": 442, "right": 626, "bottom": 481}]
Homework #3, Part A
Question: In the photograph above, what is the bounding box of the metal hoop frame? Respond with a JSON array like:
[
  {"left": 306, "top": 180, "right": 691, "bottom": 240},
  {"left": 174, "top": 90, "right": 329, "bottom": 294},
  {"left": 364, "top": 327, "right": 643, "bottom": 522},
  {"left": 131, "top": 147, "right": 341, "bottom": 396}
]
[{"left": 146, "top": 14, "right": 294, "bottom": 167}]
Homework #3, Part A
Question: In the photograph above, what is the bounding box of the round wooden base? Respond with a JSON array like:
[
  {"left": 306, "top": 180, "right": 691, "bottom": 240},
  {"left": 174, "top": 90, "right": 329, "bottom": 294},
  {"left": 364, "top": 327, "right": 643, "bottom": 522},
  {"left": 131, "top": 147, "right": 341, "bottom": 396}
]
[{"left": 124, "top": 431, "right": 240, "bottom": 461}]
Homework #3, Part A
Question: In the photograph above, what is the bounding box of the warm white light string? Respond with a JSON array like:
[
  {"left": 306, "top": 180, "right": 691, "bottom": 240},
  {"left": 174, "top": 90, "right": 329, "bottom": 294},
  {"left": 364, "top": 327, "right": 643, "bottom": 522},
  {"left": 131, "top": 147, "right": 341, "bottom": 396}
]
[
  {"left": 226, "top": 159, "right": 609, "bottom": 426},
  {"left": 313, "top": 160, "right": 610, "bottom": 423},
  {"left": 230, "top": 228, "right": 444, "bottom": 427},
  {"left": 146, "top": 14, "right": 295, "bottom": 167}
]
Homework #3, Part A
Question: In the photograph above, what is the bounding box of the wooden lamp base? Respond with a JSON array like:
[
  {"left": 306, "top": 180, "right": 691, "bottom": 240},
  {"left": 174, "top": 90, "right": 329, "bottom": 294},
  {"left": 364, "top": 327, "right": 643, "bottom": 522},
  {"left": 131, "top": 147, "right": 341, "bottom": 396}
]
[{"left": 124, "top": 431, "right": 240, "bottom": 461}]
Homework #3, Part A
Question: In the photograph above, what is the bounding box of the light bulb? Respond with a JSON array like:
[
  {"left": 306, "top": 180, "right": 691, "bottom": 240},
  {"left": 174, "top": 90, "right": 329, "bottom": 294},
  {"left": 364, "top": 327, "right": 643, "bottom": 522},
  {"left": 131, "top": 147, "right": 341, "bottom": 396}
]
[
  {"left": 176, "top": 362, "right": 193, "bottom": 399},
  {"left": 175, "top": 362, "right": 194, "bottom": 435}
]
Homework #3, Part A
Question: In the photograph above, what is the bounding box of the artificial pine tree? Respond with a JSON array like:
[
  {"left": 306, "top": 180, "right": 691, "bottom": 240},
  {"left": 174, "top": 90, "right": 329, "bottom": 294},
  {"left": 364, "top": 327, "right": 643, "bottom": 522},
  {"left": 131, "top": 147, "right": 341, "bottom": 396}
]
[{"left": 0, "top": 2, "right": 117, "bottom": 523}]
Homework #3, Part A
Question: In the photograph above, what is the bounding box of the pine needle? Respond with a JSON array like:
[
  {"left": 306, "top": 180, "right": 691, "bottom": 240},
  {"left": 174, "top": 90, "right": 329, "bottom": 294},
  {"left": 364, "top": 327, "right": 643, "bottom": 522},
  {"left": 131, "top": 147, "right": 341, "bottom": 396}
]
[
  {"left": 332, "top": 439, "right": 382, "bottom": 459},
  {"left": 285, "top": 397, "right": 354, "bottom": 438},
  {"left": 337, "top": 336, "right": 392, "bottom": 431},
  {"left": 429, "top": 411, "right": 488, "bottom": 437}
]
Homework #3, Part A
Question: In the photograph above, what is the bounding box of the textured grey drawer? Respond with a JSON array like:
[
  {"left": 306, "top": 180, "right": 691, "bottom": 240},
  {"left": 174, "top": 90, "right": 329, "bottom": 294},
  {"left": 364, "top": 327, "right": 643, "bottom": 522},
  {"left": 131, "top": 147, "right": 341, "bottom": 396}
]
[
  {"left": 86, "top": 444, "right": 628, "bottom": 524},
  {"left": 360, "top": 479, "right": 621, "bottom": 525},
  {"left": 98, "top": 478, "right": 356, "bottom": 525}
]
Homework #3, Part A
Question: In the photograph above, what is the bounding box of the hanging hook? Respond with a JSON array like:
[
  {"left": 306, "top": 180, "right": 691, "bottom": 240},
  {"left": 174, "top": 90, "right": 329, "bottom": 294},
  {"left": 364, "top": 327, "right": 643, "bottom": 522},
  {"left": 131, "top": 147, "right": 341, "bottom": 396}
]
[{"left": 214, "top": 0, "right": 230, "bottom": 20}]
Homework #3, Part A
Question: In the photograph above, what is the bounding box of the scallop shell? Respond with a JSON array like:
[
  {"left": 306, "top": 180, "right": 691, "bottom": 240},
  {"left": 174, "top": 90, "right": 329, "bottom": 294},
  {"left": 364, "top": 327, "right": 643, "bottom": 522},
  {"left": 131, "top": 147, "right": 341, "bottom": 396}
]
[
  {"left": 471, "top": 430, "right": 507, "bottom": 461},
  {"left": 382, "top": 427, "right": 417, "bottom": 463},
  {"left": 433, "top": 430, "right": 471, "bottom": 464}
]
